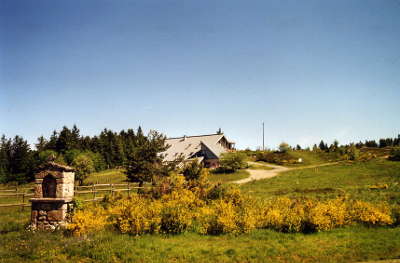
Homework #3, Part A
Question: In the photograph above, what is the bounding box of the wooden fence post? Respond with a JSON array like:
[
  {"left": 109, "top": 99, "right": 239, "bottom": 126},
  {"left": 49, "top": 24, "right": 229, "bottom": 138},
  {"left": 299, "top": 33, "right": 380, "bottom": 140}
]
[
  {"left": 127, "top": 182, "right": 130, "bottom": 197},
  {"left": 92, "top": 184, "right": 96, "bottom": 200},
  {"left": 21, "top": 193, "right": 25, "bottom": 212}
]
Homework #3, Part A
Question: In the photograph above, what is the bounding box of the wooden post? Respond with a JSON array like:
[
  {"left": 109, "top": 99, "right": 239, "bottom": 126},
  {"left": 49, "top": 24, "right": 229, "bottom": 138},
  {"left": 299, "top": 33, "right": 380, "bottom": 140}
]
[
  {"left": 92, "top": 184, "right": 96, "bottom": 200},
  {"left": 127, "top": 182, "right": 130, "bottom": 197},
  {"left": 21, "top": 193, "right": 25, "bottom": 212},
  {"left": 110, "top": 184, "right": 114, "bottom": 196}
]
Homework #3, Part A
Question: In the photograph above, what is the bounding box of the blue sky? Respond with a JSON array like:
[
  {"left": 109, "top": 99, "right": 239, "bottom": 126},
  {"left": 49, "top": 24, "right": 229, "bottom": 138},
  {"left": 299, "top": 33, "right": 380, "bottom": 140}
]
[{"left": 1, "top": 0, "right": 399, "bottom": 149}]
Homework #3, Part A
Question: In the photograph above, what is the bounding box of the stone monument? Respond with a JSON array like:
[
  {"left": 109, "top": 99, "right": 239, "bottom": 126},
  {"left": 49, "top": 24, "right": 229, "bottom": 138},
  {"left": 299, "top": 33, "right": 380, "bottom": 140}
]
[{"left": 30, "top": 162, "right": 75, "bottom": 230}]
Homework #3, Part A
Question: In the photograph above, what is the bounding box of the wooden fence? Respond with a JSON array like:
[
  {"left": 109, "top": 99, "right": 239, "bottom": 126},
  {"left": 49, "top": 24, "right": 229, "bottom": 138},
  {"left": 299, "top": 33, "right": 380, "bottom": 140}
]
[{"left": 0, "top": 183, "right": 146, "bottom": 209}]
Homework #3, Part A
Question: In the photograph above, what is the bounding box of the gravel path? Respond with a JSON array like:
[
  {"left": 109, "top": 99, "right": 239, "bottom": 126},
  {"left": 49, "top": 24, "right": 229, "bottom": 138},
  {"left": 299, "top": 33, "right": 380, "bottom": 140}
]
[{"left": 234, "top": 161, "right": 340, "bottom": 184}]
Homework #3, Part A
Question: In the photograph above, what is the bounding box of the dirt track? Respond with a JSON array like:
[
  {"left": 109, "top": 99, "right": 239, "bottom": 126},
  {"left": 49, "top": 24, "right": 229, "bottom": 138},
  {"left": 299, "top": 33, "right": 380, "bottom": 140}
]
[{"left": 234, "top": 161, "right": 340, "bottom": 184}]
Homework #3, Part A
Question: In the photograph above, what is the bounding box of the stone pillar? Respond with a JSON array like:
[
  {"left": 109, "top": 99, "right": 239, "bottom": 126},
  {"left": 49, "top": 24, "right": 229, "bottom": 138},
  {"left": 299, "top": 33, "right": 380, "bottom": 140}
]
[{"left": 30, "top": 162, "right": 75, "bottom": 231}]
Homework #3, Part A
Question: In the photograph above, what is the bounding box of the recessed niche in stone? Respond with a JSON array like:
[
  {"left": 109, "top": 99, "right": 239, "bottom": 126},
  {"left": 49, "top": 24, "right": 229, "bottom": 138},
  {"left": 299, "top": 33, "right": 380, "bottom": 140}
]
[{"left": 42, "top": 174, "right": 57, "bottom": 198}]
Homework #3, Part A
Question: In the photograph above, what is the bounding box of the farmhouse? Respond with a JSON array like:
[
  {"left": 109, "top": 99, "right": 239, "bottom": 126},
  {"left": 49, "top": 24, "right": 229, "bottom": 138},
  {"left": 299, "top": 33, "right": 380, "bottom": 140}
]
[{"left": 162, "top": 133, "right": 235, "bottom": 168}]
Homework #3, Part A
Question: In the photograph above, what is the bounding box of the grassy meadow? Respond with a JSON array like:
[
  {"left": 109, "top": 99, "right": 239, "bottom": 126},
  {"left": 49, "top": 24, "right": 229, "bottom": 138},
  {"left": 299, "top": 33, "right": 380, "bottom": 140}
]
[
  {"left": 84, "top": 168, "right": 127, "bottom": 184},
  {"left": 1, "top": 224, "right": 399, "bottom": 263},
  {"left": 241, "top": 159, "right": 400, "bottom": 203},
  {"left": 1, "top": 155, "right": 400, "bottom": 262},
  {"left": 208, "top": 169, "right": 250, "bottom": 183}
]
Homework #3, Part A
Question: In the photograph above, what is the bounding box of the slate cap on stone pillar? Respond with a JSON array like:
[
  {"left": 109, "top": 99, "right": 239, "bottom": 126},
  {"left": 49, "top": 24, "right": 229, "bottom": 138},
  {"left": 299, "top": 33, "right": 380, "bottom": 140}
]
[
  {"left": 36, "top": 162, "right": 75, "bottom": 175},
  {"left": 33, "top": 161, "right": 75, "bottom": 199}
]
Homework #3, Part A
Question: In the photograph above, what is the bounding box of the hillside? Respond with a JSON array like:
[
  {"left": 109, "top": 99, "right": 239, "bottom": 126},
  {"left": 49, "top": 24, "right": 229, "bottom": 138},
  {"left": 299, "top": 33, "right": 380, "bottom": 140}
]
[
  {"left": 1, "top": 156, "right": 399, "bottom": 262},
  {"left": 241, "top": 158, "right": 400, "bottom": 203}
]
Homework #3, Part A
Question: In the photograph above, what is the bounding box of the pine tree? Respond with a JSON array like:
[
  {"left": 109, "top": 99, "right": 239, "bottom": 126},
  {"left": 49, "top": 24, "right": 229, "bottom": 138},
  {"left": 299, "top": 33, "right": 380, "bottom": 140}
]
[
  {"left": 56, "top": 126, "right": 73, "bottom": 152},
  {"left": 0, "top": 135, "right": 11, "bottom": 182},
  {"left": 9, "top": 136, "right": 34, "bottom": 182},
  {"left": 71, "top": 124, "right": 81, "bottom": 149},
  {"left": 35, "top": 136, "right": 48, "bottom": 152},
  {"left": 46, "top": 130, "right": 58, "bottom": 151},
  {"left": 319, "top": 140, "right": 327, "bottom": 151},
  {"left": 126, "top": 130, "right": 169, "bottom": 186}
]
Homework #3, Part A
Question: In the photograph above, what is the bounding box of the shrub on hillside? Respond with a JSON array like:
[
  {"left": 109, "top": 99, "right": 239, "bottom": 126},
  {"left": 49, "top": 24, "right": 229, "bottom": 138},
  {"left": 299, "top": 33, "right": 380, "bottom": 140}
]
[
  {"left": 389, "top": 148, "right": 400, "bottom": 161},
  {"left": 110, "top": 195, "right": 163, "bottom": 235},
  {"left": 255, "top": 151, "right": 296, "bottom": 165},
  {"left": 218, "top": 152, "right": 247, "bottom": 173},
  {"left": 197, "top": 200, "right": 238, "bottom": 234},
  {"left": 308, "top": 198, "right": 348, "bottom": 231},
  {"left": 67, "top": 205, "right": 108, "bottom": 237},
  {"left": 279, "top": 142, "right": 290, "bottom": 153},
  {"left": 259, "top": 197, "right": 308, "bottom": 233},
  {"left": 67, "top": 179, "right": 396, "bottom": 237},
  {"left": 160, "top": 189, "right": 204, "bottom": 233},
  {"left": 148, "top": 172, "right": 186, "bottom": 198},
  {"left": 349, "top": 200, "right": 393, "bottom": 226},
  {"left": 182, "top": 160, "right": 203, "bottom": 181},
  {"left": 347, "top": 145, "right": 360, "bottom": 161},
  {"left": 72, "top": 153, "right": 96, "bottom": 185}
]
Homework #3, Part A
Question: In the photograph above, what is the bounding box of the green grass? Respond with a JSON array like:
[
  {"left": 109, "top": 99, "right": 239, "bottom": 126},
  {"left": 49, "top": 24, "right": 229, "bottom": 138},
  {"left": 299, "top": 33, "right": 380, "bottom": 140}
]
[
  {"left": 247, "top": 163, "right": 274, "bottom": 170},
  {"left": 0, "top": 225, "right": 399, "bottom": 263},
  {"left": 208, "top": 169, "right": 250, "bottom": 183},
  {"left": 254, "top": 150, "right": 342, "bottom": 167},
  {"left": 1, "top": 159, "right": 400, "bottom": 262},
  {"left": 84, "top": 168, "right": 127, "bottom": 184},
  {"left": 286, "top": 150, "right": 337, "bottom": 166},
  {"left": 241, "top": 159, "right": 400, "bottom": 203}
]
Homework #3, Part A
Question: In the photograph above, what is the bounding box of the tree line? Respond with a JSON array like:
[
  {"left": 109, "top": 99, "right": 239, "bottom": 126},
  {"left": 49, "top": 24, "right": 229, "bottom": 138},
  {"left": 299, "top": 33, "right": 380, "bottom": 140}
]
[
  {"left": 1, "top": 125, "right": 399, "bottom": 185},
  {"left": 311, "top": 135, "right": 400, "bottom": 152},
  {"left": 0, "top": 125, "right": 168, "bottom": 184}
]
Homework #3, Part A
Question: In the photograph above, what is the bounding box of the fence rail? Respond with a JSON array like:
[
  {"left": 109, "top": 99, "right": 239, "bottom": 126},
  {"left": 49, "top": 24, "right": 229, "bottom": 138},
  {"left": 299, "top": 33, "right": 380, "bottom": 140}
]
[{"left": 0, "top": 183, "right": 146, "bottom": 209}]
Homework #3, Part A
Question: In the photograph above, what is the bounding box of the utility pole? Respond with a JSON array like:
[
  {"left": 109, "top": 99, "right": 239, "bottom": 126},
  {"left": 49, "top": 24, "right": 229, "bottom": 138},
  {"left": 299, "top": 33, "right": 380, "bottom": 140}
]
[{"left": 262, "top": 122, "right": 265, "bottom": 151}]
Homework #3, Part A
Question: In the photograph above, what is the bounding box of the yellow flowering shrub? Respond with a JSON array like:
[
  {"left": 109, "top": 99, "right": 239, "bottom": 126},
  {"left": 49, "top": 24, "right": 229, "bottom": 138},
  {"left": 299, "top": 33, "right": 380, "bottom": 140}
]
[
  {"left": 259, "top": 198, "right": 306, "bottom": 232},
  {"left": 67, "top": 177, "right": 396, "bottom": 236},
  {"left": 111, "top": 194, "right": 162, "bottom": 235},
  {"left": 198, "top": 200, "right": 238, "bottom": 234},
  {"left": 349, "top": 200, "right": 393, "bottom": 226},
  {"left": 235, "top": 198, "right": 259, "bottom": 233},
  {"left": 160, "top": 189, "right": 203, "bottom": 233},
  {"left": 309, "top": 198, "right": 348, "bottom": 231},
  {"left": 67, "top": 205, "right": 108, "bottom": 237}
]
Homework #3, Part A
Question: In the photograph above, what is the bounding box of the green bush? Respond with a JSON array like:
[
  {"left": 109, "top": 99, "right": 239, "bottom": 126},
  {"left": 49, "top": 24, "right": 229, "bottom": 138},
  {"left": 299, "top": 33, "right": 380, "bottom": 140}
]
[
  {"left": 389, "top": 148, "right": 400, "bottom": 161},
  {"left": 183, "top": 160, "right": 204, "bottom": 181},
  {"left": 218, "top": 152, "right": 247, "bottom": 172},
  {"left": 347, "top": 145, "right": 360, "bottom": 161},
  {"left": 255, "top": 151, "right": 296, "bottom": 165},
  {"left": 279, "top": 142, "right": 290, "bottom": 153},
  {"left": 72, "top": 153, "right": 95, "bottom": 185}
]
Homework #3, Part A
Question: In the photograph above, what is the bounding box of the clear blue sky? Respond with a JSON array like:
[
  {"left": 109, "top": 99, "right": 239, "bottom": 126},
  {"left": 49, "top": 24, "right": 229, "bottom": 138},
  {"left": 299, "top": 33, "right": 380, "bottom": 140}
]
[{"left": 1, "top": 0, "right": 399, "bottom": 149}]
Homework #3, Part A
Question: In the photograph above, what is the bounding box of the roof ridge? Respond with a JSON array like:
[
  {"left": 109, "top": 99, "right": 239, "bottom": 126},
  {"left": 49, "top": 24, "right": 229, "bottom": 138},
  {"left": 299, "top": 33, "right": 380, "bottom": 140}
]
[{"left": 167, "top": 133, "right": 224, "bottom": 140}]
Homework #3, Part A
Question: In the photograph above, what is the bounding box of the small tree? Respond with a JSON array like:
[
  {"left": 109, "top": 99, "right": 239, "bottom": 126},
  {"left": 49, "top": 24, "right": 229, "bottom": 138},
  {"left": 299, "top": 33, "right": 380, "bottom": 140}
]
[
  {"left": 389, "top": 148, "right": 400, "bottom": 161},
  {"left": 125, "top": 130, "right": 169, "bottom": 186},
  {"left": 64, "top": 149, "right": 82, "bottom": 165},
  {"left": 182, "top": 160, "right": 203, "bottom": 181},
  {"left": 219, "top": 152, "right": 247, "bottom": 173},
  {"left": 72, "top": 153, "right": 95, "bottom": 185},
  {"left": 279, "top": 142, "right": 290, "bottom": 153},
  {"left": 312, "top": 144, "right": 319, "bottom": 152},
  {"left": 319, "top": 140, "right": 328, "bottom": 151},
  {"left": 347, "top": 145, "right": 360, "bottom": 161}
]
